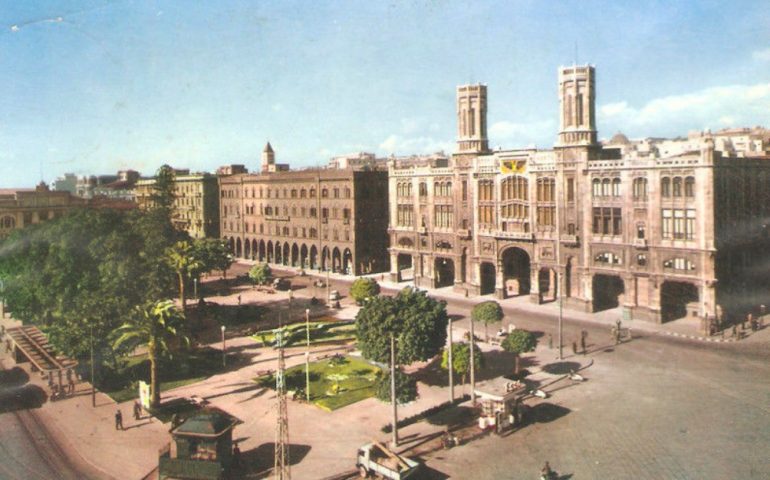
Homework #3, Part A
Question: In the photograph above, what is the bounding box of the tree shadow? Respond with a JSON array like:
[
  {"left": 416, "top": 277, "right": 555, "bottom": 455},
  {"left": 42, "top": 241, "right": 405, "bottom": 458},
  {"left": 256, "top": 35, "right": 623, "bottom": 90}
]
[
  {"left": 416, "top": 464, "right": 450, "bottom": 479},
  {"left": 0, "top": 366, "right": 30, "bottom": 387},
  {"left": 527, "top": 402, "right": 570, "bottom": 424},
  {"left": 541, "top": 361, "right": 582, "bottom": 375},
  {"left": 425, "top": 405, "right": 477, "bottom": 427},
  {"left": 0, "top": 384, "right": 47, "bottom": 413},
  {"left": 237, "top": 443, "right": 312, "bottom": 477}
]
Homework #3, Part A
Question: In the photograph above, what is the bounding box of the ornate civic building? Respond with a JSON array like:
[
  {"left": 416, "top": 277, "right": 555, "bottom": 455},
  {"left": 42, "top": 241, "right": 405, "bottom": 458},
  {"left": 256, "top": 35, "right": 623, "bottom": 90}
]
[
  {"left": 0, "top": 182, "right": 88, "bottom": 239},
  {"left": 135, "top": 170, "right": 220, "bottom": 239},
  {"left": 218, "top": 144, "right": 389, "bottom": 275},
  {"left": 388, "top": 65, "right": 770, "bottom": 327}
]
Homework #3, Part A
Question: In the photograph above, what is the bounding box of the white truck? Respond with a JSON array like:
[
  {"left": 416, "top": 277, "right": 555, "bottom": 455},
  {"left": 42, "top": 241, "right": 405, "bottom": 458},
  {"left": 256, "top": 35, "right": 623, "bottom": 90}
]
[{"left": 356, "top": 441, "right": 420, "bottom": 479}]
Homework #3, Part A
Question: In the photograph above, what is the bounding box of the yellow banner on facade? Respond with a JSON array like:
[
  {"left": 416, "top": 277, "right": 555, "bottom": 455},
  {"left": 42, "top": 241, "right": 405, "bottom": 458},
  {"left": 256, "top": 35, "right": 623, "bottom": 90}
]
[{"left": 501, "top": 160, "right": 526, "bottom": 174}]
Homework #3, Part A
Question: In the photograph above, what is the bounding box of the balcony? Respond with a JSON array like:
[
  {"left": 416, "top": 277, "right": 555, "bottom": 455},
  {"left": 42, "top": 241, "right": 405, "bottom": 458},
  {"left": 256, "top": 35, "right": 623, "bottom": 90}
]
[
  {"left": 560, "top": 234, "right": 579, "bottom": 246},
  {"left": 633, "top": 238, "right": 648, "bottom": 249},
  {"left": 265, "top": 215, "right": 290, "bottom": 222},
  {"left": 457, "top": 228, "right": 471, "bottom": 239}
]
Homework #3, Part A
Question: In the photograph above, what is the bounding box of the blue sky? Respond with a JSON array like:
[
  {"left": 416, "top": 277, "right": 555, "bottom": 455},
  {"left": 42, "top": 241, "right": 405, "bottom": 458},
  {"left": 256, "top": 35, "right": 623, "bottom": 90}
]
[{"left": 0, "top": 0, "right": 769, "bottom": 187}]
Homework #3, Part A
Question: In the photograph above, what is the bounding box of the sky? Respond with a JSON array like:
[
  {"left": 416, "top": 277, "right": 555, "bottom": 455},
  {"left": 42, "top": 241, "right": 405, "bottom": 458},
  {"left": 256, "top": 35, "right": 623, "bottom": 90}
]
[{"left": 0, "top": 0, "right": 769, "bottom": 188}]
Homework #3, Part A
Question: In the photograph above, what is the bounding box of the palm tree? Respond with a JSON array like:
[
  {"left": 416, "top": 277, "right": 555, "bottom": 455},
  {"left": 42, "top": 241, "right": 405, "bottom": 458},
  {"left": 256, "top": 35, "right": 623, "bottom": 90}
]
[
  {"left": 165, "top": 241, "right": 203, "bottom": 313},
  {"left": 113, "top": 300, "right": 189, "bottom": 408}
]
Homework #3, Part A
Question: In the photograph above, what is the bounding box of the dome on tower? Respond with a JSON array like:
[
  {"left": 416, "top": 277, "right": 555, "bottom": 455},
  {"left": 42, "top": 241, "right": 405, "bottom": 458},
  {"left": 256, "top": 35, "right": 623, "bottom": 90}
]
[{"left": 609, "top": 132, "right": 630, "bottom": 145}]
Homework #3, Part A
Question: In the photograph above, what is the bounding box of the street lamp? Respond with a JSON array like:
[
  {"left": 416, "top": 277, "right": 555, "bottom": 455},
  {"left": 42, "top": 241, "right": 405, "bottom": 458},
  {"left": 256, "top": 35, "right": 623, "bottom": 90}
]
[
  {"left": 221, "top": 325, "right": 227, "bottom": 367},
  {"left": 90, "top": 323, "right": 96, "bottom": 407},
  {"left": 305, "top": 308, "right": 311, "bottom": 402},
  {"left": 193, "top": 277, "right": 198, "bottom": 300}
]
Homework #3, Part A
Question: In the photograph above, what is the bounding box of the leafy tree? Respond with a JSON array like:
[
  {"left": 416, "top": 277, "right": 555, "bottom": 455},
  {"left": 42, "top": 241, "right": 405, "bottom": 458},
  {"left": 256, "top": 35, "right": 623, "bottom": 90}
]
[
  {"left": 355, "top": 287, "right": 448, "bottom": 365},
  {"left": 150, "top": 164, "right": 176, "bottom": 212},
  {"left": 191, "top": 238, "right": 233, "bottom": 280},
  {"left": 248, "top": 263, "right": 272, "bottom": 286},
  {"left": 112, "top": 300, "right": 189, "bottom": 407},
  {"left": 441, "top": 342, "right": 484, "bottom": 385},
  {"left": 502, "top": 329, "right": 538, "bottom": 374},
  {"left": 166, "top": 241, "right": 203, "bottom": 312},
  {"left": 349, "top": 277, "right": 381, "bottom": 305},
  {"left": 471, "top": 300, "right": 504, "bottom": 341},
  {"left": 375, "top": 368, "right": 418, "bottom": 404}
]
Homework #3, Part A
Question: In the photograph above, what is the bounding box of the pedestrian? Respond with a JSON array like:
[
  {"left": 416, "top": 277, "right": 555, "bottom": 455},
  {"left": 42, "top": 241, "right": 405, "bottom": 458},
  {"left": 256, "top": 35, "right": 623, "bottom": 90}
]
[
  {"left": 5, "top": 338, "right": 11, "bottom": 353},
  {"left": 66, "top": 369, "right": 75, "bottom": 394},
  {"left": 232, "top": 443, "right": 241, "bottom": 468},
  {"left": 541, "top": 461, "right": 553, "bottom": 480},
  {"left": 115, "top": 409, "right": 124, "bottom": 430},
  {"left": 133, "top": 400, "right": 142, "bottom": 420},
  {"left": 580, "top": 331, "right": 587, "bottom": 354},
  {"left": 547, "top": 334, "right": 553, "bottom": 349},
  {"left": 732, "top": 324, "right": 738, "bottom": 338},
  {"left": 571, "top": 341, "right": 577, "bottom": 355},
  {"left": 237, "top": 295, "right": 241, "bottom": 306}
]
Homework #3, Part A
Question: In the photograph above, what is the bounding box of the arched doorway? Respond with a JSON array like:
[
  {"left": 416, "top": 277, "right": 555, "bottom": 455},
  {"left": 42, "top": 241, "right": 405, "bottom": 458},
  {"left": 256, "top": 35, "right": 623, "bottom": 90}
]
[
  {"left": 310, "top": 245, "right": 318, "bottom": 270},
  {"left": 343, "top": 248, "right": 353, "bottom": 275},
  {"left": 244, "top": 239, "right": 251, "bottom": 259},
  {"left": 397, "top": 254, "right": 413, "bottom": 282},
  {"left": 538, "top": 268, "right": 557, "bottom": 303},
  {"left": 291, "top": 244, "right": 299, "bottom": 267},
  {"left": 275, "top": 242, "right": 282, "bottom": 264},
  {"left": 592, "top": 274, "right": 625, "bottom": 312},
  {"left": 251, "top": 239, "right": 258, "bottom": 260},
  {"left": 300, "top": 244, "right": 308, "bottom": 269},
  {"left": 236, "top": 238, "right": 242, "bottom": 258},
  {"left": 321, "top": 247, "right": 330, "bottom": 271},
  {"left": 282, "top": 243, "right": 290, "bottom": 265},
  {"left": 661, "top": 281, "right": 699, "bottom": 322},
  {"left": 332, "top": 247, "right": 341, "bottom": 273},
  {"left": 259, "top": 240, "right": 266, "bottom": 261},
  {"left": 501, "top": 248, "right": 530, "bottom": 298},
  {"left": 480, "top": 262, "right": 496, "bottom": 295},
  {"left": 434, "top": 257, "right": 455, "bottom": 288},
  {"left": 266, "top": 241, "right": 273, "bottom": 263},
  {"left": 227, "top": 237, "right": 235, "bottom": 256}
]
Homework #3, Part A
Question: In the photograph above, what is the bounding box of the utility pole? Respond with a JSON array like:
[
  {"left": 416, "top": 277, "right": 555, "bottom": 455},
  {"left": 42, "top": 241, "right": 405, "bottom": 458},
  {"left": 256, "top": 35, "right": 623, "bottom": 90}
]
[
  {"left": 469, "top": 318, "right": 476, "bottom": 404},
  {"left": 305, "top": 309, "right": 311, "bottom": 402},
  {"left": 274, "top": 314, "right": 291, "bottom": 480},
  {"left": 390, "top": 334, "right": 399, "bottom": 448},
  {"left": 558, "top": 272, "right": 563, "bottom": 360},
  {"left": 447, "top": 320, "right": 454, "bottom": 402}
]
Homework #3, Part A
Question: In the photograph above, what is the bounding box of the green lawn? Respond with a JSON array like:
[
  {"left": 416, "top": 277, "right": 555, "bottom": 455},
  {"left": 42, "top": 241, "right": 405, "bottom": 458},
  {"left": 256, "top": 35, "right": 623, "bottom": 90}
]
[
  {"left": 252, "top": 319, "right": 356, "bottom": 347},
  {"left": 101, "top": 348, "right": 224, "bottom": 403},
  {"left": 255, "top": 355, "right": 381, "bottom": 411}
]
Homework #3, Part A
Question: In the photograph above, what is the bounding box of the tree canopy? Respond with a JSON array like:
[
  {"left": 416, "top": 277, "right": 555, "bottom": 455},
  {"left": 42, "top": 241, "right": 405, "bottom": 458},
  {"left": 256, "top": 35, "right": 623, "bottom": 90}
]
[
  {"left": 441, "top": 342, "right": 484, "bottom": 384},
  {"left": 248, "top": 263, "right": 272, "bottom": 285},
  {"left": 0, "top": 207, "right": 180, "bottom": 360},
  {"left": 349, "top": 277, "right": 380, "bottom": 304},
  {"left": 502, "top": 329, "right": 538, "bottom": 355},
  {"left": 355, "top": 287, "right": 448, "bottom": 365},
  {"left": 375, "top": 368, "right": 418, "bottom": 405},
  {"left": 471, "top": 300, "right": 504, "bottom": 340}
]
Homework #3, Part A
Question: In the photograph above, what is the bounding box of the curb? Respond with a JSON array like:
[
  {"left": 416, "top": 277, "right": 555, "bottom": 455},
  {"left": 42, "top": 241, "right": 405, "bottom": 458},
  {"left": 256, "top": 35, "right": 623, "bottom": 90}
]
[{"left": 657, "top": 330, "right": 738, "bottom": 343}]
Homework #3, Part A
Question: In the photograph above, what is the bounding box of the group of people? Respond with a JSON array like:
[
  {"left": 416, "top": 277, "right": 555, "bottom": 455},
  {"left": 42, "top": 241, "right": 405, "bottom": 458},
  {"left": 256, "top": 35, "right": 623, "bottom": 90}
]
[
  {"left": 48, "top": 369, "right": 77, "bottom": 400},
  {"left": 114, "top": 401, "right": 144, "bottom": 431}
]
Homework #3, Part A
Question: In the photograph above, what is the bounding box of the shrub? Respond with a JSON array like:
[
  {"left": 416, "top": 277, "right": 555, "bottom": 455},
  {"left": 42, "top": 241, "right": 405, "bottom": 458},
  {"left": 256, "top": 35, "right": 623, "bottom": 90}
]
[
  {"left": 375, "top": 368, "right": 417, "bottom": 405},
  {"left": 350, "top": 277, "right": 380, "bottom": 305}
]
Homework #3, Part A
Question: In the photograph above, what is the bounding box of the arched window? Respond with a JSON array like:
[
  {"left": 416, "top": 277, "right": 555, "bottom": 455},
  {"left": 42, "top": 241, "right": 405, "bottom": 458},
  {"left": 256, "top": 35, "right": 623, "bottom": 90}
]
[
  {"left": 592, "top": 178, "right": 601, "bottom": 197},
  {"left": 633, "top": 178, "right": 648, "bottom": 200},
  {"left": 310, "top": 188, "right": 316, "bottom": 198},
  {"left": 685, "top": 176, "right": 695, "bottom": 197},
  {"left": 672, "top": 177, "right": 682, "bottom": 197},
  {"left": 300, "top": 188, "right": 306, "bottom": 198},
  {"left": 661, "top": 177, "right": 671, "bottom": 197},
  {"left": 0, "top": 216, "right": 15, "bottom": 229},
  {"left": 612, "top": 178, "right": 621, "bottom": 197},
  {"left": 602, "top": 178, "right": 611, "bottom": 197},
  {"left": 321, "top": 188, "right": 328, "bottom": 198},
  {"left": 419, "top": 182, "right": 427, "bottom": 197}
]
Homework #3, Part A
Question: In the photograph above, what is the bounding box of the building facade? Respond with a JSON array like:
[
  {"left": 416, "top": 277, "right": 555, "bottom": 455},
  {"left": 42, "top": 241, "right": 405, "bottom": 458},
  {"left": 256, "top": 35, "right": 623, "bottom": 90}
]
[
  {"left": 219, "top": 144, "right": 389, "bottom": 276},
  {"left": 135, "top": 171, "right": 220, "bottom": 239},
  {"left": 0, "top": 182, "right": 88, "bottom": 239},
  {"left": 388, "top": 66, "right": 770, "bottom": 328}
]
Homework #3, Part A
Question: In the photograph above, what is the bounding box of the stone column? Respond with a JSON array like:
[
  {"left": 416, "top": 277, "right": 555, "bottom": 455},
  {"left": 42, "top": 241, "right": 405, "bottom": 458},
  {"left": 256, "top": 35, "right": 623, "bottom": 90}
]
[
  {"left": 494, "top": 260, "right": 505, "bottom": 299},
  {"left": 389, "top": 251, "right": 400, "bottom": 283}
]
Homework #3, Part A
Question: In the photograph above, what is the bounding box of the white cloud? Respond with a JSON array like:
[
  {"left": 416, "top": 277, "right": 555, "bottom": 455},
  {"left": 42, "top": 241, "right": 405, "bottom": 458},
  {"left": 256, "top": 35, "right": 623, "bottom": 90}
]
[
  {"left": 752, "top": 48, "right": 770, "bottom": 62},
  {"left": 488, "top": 119, "right": 555, "bottom": 147},
  {"left": 378, "top": 134, "right": 452, "bottom": 155},
  {"left": 598, "top": 83, "right": 770, "bottom": 136}
]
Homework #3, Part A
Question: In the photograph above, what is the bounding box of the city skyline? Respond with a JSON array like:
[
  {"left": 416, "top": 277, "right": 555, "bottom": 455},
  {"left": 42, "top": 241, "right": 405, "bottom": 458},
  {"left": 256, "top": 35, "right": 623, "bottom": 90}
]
[{"left": 1, "top": 0, "right": 769, "bottom": 187}]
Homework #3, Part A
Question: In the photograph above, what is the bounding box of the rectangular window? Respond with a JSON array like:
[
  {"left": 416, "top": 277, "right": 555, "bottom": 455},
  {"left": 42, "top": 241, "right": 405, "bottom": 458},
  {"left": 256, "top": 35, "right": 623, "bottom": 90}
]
[
  {"left": 686, "top": 209, "right": 696, "bottom": 240},
  {"left": 567, "top": 178, "right": 574, "bottom": 202},
  {"left": 662, "top": 209, "right": 672, "bottom": 239},
  {"left": 462, "top": 181, "right": 468, "bottom": 201}
]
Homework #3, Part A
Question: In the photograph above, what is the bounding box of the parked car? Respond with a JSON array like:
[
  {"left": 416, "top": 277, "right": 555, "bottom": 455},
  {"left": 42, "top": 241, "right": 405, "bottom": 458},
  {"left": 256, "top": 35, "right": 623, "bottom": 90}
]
[
  {"left": 328, "top": 289, "right": 340, "bottom": 301},
  {"left": 272, "top": 278, "right": 291, "bottom": 291}
]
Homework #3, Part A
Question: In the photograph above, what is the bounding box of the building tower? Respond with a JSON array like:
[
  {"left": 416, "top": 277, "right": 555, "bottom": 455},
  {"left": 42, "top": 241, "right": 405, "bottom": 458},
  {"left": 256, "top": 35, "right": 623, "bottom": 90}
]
[
  {"left": 456, "top": 84, "right": 489, "bottom": 154},
  {"left": 262, "top": 142, "right": 276, "bottom": 173},
  {"left": 557, "top": 65, "right": 597, "bottom": 147}
]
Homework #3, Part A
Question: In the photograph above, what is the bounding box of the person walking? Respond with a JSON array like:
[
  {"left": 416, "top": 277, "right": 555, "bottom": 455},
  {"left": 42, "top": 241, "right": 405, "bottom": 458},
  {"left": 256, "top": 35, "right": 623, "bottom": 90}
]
[
  {"left": 541, "top": 461, "right": 554, "bottom": 480},
  {"left": 133, "top": 401, "right": 142, "bottom": 420},
  {"left": 571, "top": 341, "right": 577, "bottom": 355},
  {"left": 115, "top": 409, "right": 124, "bottom": 430},
  {"left": 580, "top": 330, "right": 587, "bottom": 354},
  {"left": 547, "top": 334, "right": 553, "bottom": 349},
  {"left": 66, "top": 369, "right": 75, "bottom": 394}
]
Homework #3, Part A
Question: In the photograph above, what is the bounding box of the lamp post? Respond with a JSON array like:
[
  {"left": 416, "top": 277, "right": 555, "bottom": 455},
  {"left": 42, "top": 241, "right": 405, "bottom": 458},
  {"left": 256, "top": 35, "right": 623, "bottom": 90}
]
[
  {"left": 193, "top": 277, "right": 198, "bottom": 300},
  {"left": 90, "top": 324, "right": 96, "bottom": 407},
  {"left": 558, "top": 272, "right": 563, "bottom": 360},
  {"left": 305, "top": 308, "right": 311, "bottom": 402},
  {"left": 221, "top": 325, "right": 227, "bottom": 367},
  {"left": 447, "top": 319, "right": 454, "bottom": 403},
  {"left": 326, "top": 268, "right": 331, "bottom": 307}
]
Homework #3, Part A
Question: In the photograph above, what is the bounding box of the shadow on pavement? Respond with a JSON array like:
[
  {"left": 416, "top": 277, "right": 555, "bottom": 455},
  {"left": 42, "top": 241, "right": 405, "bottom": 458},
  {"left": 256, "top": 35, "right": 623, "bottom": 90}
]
[
  {"left": 417, "top": 464, "right": 450, "bottom": 479},
  {"left": 240, "top": 442, "right": 311, "bottom": 476},
  {"left": 528, "top": 402, "right": 570, "bottom": 423},
  {"left": 0, "top": 366, "right": 30, "bottom": 387},
  {"left": 412, "top": 349, "right": 522, "bottom": 387},
  {"left": 541, "top": 361, "right": 582, "bottom": 375},
  {"left": 0, "top": 384, "right": 47, "bottom": 413}
]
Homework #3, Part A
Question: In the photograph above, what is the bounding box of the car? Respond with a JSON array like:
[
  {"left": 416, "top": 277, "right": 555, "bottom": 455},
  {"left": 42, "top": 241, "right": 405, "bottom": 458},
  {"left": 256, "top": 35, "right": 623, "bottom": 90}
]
[
  {"left": 328, "top": 289, "right": 340, "bottom": 301},
  {"left": 272, "top": 278, "right": 291, "bottom": 291}
]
